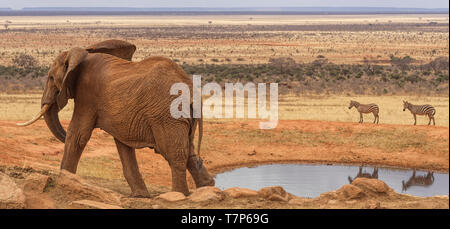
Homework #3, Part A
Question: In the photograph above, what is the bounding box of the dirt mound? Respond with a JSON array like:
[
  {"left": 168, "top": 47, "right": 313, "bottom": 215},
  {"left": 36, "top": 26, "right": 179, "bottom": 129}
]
[
  {"left": 189, "top": 187, "right": 225, "bottom": 203},
  {"left": 0, "top": 172, "right": 26, "bottom": 209},
  {"left": 69, "top": 200, "right": 123, "bottom": 209},
  {"left": 224, "top": 187, "right": 259, "bottom": 198},
  {"left": 156, "top": 192, "right": 187, "bottom": 202},
  {"left": 322, "top": 178, "right": 395, "bottom": 204},
  {"left": 258, "top": 186, "right": 292, "bottom": 202},
  {"left": 54, "top": 170, "right": 122, "bottom": 206}
]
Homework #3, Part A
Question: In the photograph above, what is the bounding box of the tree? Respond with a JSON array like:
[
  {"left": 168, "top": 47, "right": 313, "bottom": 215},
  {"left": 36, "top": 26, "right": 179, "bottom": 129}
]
[
  {"left": 269, "top": 57, "right": 296, "bottom": 74},
  {"left": 390, "top": 55, "right": 414, "bottom": 71},
  {"left": 363, "top": 57, "right": 375, "bottom": 75},
  {"left": 427, "top": 56, "right": 449, "bottom": 72}
]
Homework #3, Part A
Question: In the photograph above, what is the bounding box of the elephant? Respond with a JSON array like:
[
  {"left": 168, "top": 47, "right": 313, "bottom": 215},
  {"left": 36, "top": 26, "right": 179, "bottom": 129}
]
[{"left": 18, "top": 39, "right": 215, "bottom": 196}]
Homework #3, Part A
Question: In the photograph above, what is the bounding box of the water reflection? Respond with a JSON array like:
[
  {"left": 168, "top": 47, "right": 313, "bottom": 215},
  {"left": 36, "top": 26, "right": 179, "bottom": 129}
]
[
  {"left": 215, "top": 164, "right": 449, "bottom": 198},
  {"left": 348, "top": 166, "right": 379, "bottom": 183},
  {"left": 402, "top": 170, "right": 435, "bottom": 191}
]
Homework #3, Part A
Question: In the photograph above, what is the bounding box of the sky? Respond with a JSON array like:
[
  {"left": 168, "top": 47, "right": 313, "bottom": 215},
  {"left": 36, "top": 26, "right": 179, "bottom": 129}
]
[{"left": 1, "top": 0, "right": 449, "bottom": 10}]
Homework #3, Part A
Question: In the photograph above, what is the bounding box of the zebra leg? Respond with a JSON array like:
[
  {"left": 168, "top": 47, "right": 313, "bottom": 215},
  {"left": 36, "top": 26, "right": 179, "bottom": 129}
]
[
  {"left": 360, "top": 113, "right": 363, "bottom": 123},
  {"left": 376, "top": 115, "right": 379, "bottom": 124},
  {"left": 428, "top": 115, "right": 431, "bottom": 126},
  {"left": 373, "top": 113, "right": 376, "bottom": 124},
  {"left": 433, "top": 117, "right": 435, "bottom": 126},
  {"left": 413, "top": 114, "right": 416, "bottom": 125}
]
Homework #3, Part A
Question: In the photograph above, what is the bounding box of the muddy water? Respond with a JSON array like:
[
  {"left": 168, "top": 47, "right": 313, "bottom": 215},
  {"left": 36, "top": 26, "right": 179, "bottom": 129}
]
[{"left": 215, "top": 164, "right": 449, "bottom": 198}]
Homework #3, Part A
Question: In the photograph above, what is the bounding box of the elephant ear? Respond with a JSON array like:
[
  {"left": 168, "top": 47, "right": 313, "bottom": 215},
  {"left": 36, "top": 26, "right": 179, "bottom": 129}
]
[
  {"left": 85, "top": 39, "right": 136, "bottom": 61},
  {"left": 56, "top": 47, "right": 88, "bottom": 110}
]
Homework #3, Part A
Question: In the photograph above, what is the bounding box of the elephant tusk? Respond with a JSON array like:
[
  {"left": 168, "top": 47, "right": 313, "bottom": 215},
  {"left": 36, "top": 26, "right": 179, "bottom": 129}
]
[{"left": 16, "top": 104, "right": 50, "bottom": 126}]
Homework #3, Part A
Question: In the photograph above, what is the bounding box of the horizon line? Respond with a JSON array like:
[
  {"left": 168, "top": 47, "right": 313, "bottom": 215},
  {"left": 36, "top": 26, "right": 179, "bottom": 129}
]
[{"left": 1, "top": 6, "right": 449, "bottom": 11}]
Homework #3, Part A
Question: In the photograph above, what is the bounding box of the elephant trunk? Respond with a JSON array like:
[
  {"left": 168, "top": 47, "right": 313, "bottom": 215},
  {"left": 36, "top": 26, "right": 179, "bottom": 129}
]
[{"left": 43, "top": 103, "right": 66, "bottom": 143}]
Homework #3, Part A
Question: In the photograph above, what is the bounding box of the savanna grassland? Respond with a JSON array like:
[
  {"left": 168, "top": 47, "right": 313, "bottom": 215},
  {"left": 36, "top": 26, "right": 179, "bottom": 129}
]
[
  {"left": 0, "top": 14, "right": 448, "bottom": 209},
  {"left": 0, "top": 14, "right": 449, "bottom": 95},
  {"left": 1, "top": 94, "right": 449, "bottom": 126},
  {"left": 0, "top": 14, "right": 449, "bottom": 66}
]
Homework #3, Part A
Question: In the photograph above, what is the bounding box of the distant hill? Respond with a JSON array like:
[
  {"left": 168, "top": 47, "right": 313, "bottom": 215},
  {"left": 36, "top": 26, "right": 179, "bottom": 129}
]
[{"left": 0, "top": 7, "right": 448, "bottom": 15}]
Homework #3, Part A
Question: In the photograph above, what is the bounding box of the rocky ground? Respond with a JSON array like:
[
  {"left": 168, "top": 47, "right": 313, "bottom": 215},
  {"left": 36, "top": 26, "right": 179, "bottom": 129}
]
[{"left": 0, "top": 166, "right": 448, "bottom": 209}]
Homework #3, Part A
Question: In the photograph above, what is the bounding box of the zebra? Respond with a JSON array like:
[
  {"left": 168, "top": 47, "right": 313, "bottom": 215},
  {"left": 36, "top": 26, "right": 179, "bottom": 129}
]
[
  {"left": 348, "top": 100, "right": 379, "bottom": 124},
  {"left": 402, "top": 101, "right": 436, "bottom": 125},
  {"left": 402, "top": 170, "right": 434, "bottom": 191},
  {"left": 348, "top": 166, "right": 379, "bottom": 184}
]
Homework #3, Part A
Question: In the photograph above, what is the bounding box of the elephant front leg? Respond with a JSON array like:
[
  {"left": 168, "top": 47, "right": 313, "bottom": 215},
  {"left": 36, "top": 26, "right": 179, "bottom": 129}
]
[
  {"left": 187, "top": 155, "right": 215, "bottom": 188},
  {"left": 114, "top": 138, "right": 150, "bottom": 198},
  {"left": 60, "top": 119, "right": 94, "bottom": 173}
]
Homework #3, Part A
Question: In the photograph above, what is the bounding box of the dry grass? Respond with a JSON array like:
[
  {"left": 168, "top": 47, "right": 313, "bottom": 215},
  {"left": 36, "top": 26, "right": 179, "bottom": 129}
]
[
  {"left": 0, "top": 93, "right": 74, "bottom": 121},
  {"left": 0, "top": 14, "right": 448, "bottom": 66},
  {"left": 277, "top": 95, "right": 449, "bottom": 126},
  {"left": 209, "top": 126, "right": 449, "bottom": 155},
  {"left": 2, "top": 93, "right": 448, "bottom": 127},
  {"left": 77, "top": 155, "right": 122, "bottom": 180}
]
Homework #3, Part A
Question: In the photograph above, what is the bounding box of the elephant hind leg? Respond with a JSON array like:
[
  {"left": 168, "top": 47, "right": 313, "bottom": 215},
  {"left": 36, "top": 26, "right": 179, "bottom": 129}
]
[
  {"left": 187, "top": 155, "right": 215, "bottom": 188},
  {"left": 153, "top": 123, "right": 190, "bottom": 195},
  {"left": 114, "top": 138, "right": 150, "bottom": 198},
  {"left": 169, "top": 161, "right": 189, "bottom": 195},
  {"left": 186, "top": 119, "right": 214, "bottom": 188}
]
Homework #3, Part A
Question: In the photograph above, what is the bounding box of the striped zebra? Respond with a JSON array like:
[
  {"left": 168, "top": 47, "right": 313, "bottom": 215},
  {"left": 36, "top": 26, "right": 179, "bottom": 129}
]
[
  {"left": 348, "top": 100, "right": 379, "bottom": 124},
  {"left": 403, "top": 101, "right": 436, "bottom": 125}
]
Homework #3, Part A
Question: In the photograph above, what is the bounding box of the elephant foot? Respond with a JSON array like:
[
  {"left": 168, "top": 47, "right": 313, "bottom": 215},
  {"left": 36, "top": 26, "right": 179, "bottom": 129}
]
[
  {"left": 130, "top": 189, "right": 151, "bottom": 198},
  {"left": 187, "top": 155, "right": 215, "bottom": 188},
  {"left": 173, "top": 186, "right": 190, "bottom": 196},
  {"left": 196, "top": 177, "right": 215, "bottom": 188}
]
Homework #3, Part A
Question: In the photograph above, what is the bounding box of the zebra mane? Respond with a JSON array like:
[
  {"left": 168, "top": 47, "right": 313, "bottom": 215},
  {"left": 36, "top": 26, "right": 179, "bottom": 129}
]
[
  {"left": 352, "top": 100, "right": 360, "bottom": 107},
  {"left": 404, "top": 101, "right": 411, "bottom": 108}
]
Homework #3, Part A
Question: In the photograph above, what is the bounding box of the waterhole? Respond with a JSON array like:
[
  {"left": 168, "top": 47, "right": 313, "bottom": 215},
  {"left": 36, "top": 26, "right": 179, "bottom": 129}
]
[{"left": 215, "top": 164, "right": 449, "bottom": 198}]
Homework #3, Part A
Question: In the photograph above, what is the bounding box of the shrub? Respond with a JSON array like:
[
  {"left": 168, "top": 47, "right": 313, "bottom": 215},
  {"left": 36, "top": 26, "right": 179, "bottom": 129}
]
[{"left": 12, "top": 53, "right": 38, "bottom": 69}]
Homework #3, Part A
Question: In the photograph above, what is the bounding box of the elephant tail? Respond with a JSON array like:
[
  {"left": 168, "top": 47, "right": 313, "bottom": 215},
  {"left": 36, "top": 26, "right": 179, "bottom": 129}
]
[
  {"left": 197, "top": 114, "right": 203, "bottom": 159},
  {"left": 190, "top": 102, "right": 203, "bottom": 167}
]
